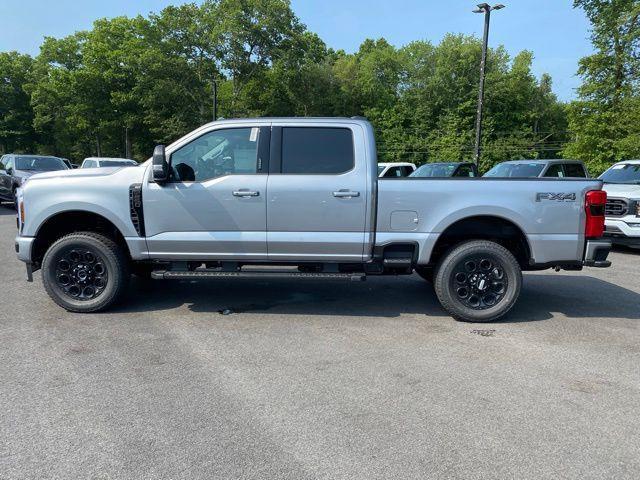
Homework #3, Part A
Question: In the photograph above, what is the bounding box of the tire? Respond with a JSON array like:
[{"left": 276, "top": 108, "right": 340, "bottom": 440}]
[
  {"left": 415, "top": 266, "right": 434, "bottom": 283},
  {"left": 42, "top": 232, "right": 130, "bottom": 313},
  {"left": 434, "top": 240, "right": 522, "bottom": 323}
]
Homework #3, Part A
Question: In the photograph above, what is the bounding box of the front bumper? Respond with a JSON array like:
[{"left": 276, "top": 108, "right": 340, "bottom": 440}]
[
  {"left": 15, "top": 235, "right": 34, "bottom": 263},
  {"left": 604, "top": 218, "right": 640, "bottom": 248},
  {"left": 583, "top": 239, "right": 612, "bottom": 267},
  {"left": 15, "top": 236, "right": 36, "bottom": 282}
]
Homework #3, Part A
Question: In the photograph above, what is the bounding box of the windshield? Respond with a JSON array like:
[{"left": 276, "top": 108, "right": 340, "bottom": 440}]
[
  {"left": 100, "top": 160, "right": 136, "bottom": 167},
  {"left": 377, "top": 166, "right": 385, "bottom": 175},
  {"left": 15, "top": 156, "right": 67, "bottom": 171},
  {"left": 410, "top": 164, "right": 457, "bottom": 177},
  {"left": 484, "top": 163, "right": 545, "bottom": 178},
  {"left": 599, "top": 164, "right": 640, "bottom": 184}
]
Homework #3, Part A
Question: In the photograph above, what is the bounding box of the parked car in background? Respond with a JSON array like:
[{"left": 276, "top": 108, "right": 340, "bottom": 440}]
[
  {"left": 484, "top": 159, "right": 589, "bottom": 178},
  {"left": 81, "top": 157, "right": 138, "bottom": 168},
  {"left": 599, "top": 160, "right": 640, "bottom": 249},
  {"left": 377, "top": 162, "right": 416, "bottom": 178},
  {"left": 61, "top": 158, "right": 79, "bottom": 169},
  {"left": 410, "top": 162, "right": 478, "bottom": 178},
  {"left": 0, "top": 154, "right": 68, "bottom": 206}
]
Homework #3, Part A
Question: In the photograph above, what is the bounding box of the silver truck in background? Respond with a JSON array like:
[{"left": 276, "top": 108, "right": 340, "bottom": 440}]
[{"left": 15, "top": 118, "right": 611, "bottom": 322}]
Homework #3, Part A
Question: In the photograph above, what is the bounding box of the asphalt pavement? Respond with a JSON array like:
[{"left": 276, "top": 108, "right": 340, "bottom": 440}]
[{"left": 1, "top": 205, "right": 639, "bottom": 479}]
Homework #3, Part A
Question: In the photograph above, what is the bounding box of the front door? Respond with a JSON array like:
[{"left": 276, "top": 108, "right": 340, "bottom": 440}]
[
  {"left": 143, "top": 125, "right": 270, "bottom": 260},
  {"left": 266, "top": 124, "right": 368, "bottom": 262}
]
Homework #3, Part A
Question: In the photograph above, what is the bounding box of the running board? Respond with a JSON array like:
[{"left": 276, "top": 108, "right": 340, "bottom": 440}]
[{"left": 151, "top": 270, "right": 367, "bottom": 281}]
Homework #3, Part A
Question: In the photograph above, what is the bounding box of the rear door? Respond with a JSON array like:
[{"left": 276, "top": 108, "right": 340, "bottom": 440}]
[
  {"left": 143, "top": 124, "right": 270, "bottom": 260},
  {"left": 267, "top": 123, "right": 368, "bottom": 261}
]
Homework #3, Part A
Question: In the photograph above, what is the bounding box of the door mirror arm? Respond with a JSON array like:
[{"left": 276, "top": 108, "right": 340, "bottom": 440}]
[{"left": 152, "top": 145, "right": 170, "bottom": 183}]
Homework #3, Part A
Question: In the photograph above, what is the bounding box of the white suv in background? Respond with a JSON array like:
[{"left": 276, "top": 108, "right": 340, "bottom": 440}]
[
  {"left": 377, "top": 162, "right": 416, "bottom": 178},
  {"left": 81, "top": 157, "right": 138, "bottom": 168},
  {"left": 600, "top": 160, "right": 640, "bottom": 249}
]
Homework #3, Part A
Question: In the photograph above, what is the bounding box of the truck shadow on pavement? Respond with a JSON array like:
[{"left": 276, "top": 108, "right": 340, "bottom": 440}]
[{"left": 114, "top": 273, "right": 640, "bottom": 323}]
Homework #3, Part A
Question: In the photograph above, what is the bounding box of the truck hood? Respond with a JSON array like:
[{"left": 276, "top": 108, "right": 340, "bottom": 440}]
[
  {"left": 27, "top": 166, "right": 127, "bottom": 182},
  {"left": 602, "top": 183, "right": 640, "bottom": 199}
]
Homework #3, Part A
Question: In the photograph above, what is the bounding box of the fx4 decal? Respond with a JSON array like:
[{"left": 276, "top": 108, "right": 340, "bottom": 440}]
[{"left": 536, "top": 192, "right": 577, "bottom": 202}]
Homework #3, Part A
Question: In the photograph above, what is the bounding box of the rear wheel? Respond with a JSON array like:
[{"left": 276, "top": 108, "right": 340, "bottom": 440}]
[
  {"left": 434, "top": 240, "right": 522, "bottom": 322},
  {"left": 42, "top": 232, "right": 130, "bottom": 312}
]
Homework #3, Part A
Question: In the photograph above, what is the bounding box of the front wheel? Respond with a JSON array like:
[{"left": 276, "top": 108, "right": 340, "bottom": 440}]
[
  {"left": 434, "top": 240, "right": 522, "bottom": 323},
  {"left": 42, "top": 232, "right": 130, "bottom": 312}
]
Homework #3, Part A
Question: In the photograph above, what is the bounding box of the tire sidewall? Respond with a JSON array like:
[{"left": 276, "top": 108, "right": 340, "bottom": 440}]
[{"left": 435, "top": 241, "right": 522, "bottom": 322}]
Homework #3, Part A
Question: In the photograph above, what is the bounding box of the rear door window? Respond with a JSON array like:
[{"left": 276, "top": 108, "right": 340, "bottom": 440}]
[
  {"left": 455, "top": 165, "right": 476, "bottom": 177},
  {"left": 383, "top": 166, "right": 402, "bottom": 177},
  {"left": 544, "top": 164, "right": 564, "bottom": 177},
  {"left": 400, "top": 166, "right": 414, "bottom": 177},
  {"left": 563, "top": 163, "right": 587, "bottom": 177},
  {"left": 281, "top": 127, "right": 354, "bottom": 174}
]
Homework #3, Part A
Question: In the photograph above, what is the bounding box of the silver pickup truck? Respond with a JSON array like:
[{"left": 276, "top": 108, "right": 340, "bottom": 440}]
[{"left": 15, "top": 118, "right": 611, "bottom": 322}]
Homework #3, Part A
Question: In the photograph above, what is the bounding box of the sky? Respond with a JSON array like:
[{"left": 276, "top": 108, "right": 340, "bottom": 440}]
[{"left": 0, "top": 0, "right": 593, "bottom": 101}]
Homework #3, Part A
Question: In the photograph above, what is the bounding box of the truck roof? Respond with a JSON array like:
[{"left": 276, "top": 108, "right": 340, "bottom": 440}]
[
  {"left": 203, "top": 117, "right": 372, "bottom": 127},
  {"left": 500, "top": 159, "right": 584, "bottom": 165},
  {"left": 612, "top": 159, "right": 640, "bottom": 166}
]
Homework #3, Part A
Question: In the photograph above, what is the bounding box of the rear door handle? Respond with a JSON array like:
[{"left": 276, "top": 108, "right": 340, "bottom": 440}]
[
  {"left": 333, "top": 190, "right": 360, "bottom": 198},
  {"left": 233, "top": 190, "right": 260, "bottom": 197}
]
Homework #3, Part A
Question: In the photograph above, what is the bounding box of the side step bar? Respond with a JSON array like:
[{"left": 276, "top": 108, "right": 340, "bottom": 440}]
[{"left": 151, "top": 270, "right": 367, "bottom": 282}]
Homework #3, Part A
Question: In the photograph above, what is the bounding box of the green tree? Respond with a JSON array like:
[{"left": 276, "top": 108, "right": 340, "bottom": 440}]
[
  {"left": 564, "top": 0, "right": 640, "bottom": 173},
  {"left": 0, "top": 52, "right": 36, "bottom": 153}
]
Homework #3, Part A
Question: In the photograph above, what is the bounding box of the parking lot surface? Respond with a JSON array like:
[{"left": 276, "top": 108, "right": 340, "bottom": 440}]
[{"left": 1, "top": 206, "right": 639, "bottom": 479}]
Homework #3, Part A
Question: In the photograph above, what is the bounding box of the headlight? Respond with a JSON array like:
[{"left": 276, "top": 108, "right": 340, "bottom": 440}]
[{"left": 634, "top": 200, "right": 640, "bottom": 217}]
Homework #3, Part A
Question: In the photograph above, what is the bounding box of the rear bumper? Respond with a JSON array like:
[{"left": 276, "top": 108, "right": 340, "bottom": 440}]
[{"left": 583, "top": 239, "right": 612, "bottom": 267}]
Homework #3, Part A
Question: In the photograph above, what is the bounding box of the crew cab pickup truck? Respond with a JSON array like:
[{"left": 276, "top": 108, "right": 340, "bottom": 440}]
[{"left": 15, "top": 118, "right": 612, "bottom": 322}]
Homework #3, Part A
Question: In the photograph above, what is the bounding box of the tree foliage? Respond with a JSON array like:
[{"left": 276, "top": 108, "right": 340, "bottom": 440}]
[
  {"left": 564, "top": 0, "right": 640, "bottom": 173},
  {"left": 1, "top": 0, "right": 570, "bottom": 171}
]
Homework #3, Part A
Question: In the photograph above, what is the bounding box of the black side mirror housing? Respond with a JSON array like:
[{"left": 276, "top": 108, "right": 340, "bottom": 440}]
[{"left": 152, "top": 145, "right": 169, "bottom": 182}]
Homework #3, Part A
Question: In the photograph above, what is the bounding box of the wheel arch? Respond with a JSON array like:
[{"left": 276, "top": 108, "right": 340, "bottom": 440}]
[
  {"left": 429, "top": 215, "right": 532, "bottom": 268},
  {"left": 32, "top": 210, "right": 131, "bottom": 267}
]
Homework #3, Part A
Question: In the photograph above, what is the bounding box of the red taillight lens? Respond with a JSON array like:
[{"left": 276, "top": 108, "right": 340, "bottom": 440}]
[{"left": 585, "top": 190, "right": 606, "bottom": 239}]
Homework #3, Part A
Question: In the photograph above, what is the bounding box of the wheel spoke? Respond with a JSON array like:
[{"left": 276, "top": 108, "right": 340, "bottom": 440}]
[
  {"left": 450, "top": 253, "right": 508, "bottom": 311},
  {"left": 55, "top": 247, "right": 108, "bottom": 301}
]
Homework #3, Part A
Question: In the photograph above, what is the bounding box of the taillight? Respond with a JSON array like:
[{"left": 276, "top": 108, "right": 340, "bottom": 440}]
[{"left": 585, "top": 190, "right": 606, "bottom": 238}]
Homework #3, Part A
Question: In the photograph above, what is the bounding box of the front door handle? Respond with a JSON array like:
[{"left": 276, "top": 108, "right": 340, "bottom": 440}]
[
  {"left": 233, "top": 190, "right": 260, "bottom": 197},
  {"left": 333, "top": 190, "right": 360, "bottom": 198}
]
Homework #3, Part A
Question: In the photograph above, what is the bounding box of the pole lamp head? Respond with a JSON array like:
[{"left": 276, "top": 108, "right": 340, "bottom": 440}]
[{"left": 473, "top": 3, "right": 505, "bottom": 13}]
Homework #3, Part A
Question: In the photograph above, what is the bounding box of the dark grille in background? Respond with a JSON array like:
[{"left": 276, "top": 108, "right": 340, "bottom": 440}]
[
  {"left": 605, "top": 198, "right": 628, "bottom": 217},
  {"left": 129, "top": 184, "right": 145, "bottom": 236}
]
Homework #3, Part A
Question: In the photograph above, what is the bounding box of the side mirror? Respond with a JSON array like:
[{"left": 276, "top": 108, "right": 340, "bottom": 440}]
[
  {"left": 7, "top": 167, "right": 13, "bottom": 176},
  {"left": 152, "top": 145, "right": 169, "bottom": 182}
]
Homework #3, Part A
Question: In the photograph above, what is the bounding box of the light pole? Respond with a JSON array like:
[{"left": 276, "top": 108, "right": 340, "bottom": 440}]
[
  {"left": 212, "top": 79, "right": 218, "bottom": 121},
  {"left": 472, "top": 3, "right": 505, "bottom": 166}
]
